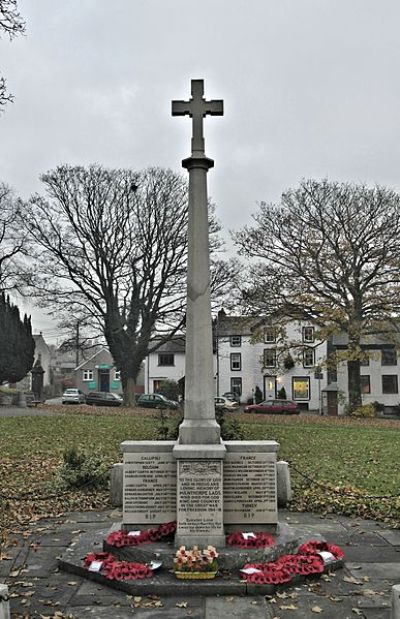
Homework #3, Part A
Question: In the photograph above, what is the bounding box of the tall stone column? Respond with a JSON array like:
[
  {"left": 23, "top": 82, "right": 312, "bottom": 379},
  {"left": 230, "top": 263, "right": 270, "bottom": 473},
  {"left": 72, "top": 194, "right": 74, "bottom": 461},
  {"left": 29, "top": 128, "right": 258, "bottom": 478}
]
[
  {"left": 172, "top": 80, "right": 226, "bottom": 546},
  {"left": 178, "top": 154, "right": 220, "bottom": 445}
]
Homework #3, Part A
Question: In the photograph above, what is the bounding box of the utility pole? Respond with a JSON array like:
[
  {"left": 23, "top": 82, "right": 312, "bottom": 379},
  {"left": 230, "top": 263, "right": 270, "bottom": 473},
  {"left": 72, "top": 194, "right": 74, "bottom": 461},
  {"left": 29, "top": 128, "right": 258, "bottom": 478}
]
[{"left": 75, "top": 320, "right": 80, "bottom": 368}]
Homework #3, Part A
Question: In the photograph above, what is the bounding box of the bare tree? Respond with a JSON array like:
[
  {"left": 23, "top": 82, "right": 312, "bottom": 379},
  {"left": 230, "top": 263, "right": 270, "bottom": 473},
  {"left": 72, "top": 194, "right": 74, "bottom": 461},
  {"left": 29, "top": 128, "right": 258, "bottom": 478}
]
[
  {"left": 0, "top": 0, "right": 25, "bottom": 109},
  {"left": 0, "top": 183, "right": 31, "bottom": 291},
  {"left": 25, "top": 165, "right": 235, "bottom": 405},
  {"left": 234, "top": 179, "right": 400, "bottom": 412}
]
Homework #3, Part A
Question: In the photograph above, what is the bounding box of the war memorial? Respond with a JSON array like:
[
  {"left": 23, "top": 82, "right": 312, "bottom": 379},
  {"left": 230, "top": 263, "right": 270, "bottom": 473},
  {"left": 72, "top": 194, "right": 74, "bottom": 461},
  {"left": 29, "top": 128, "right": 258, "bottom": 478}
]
[{"left": 59, "top": 80, "right": 343, "bottom": 595}]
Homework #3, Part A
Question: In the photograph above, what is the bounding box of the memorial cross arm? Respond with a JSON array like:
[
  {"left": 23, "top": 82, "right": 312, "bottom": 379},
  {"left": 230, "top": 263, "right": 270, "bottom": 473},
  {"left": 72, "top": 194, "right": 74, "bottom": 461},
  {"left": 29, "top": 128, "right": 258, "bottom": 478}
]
[{"left": 172, "top": 79, "right": 223, "bottom": 155}]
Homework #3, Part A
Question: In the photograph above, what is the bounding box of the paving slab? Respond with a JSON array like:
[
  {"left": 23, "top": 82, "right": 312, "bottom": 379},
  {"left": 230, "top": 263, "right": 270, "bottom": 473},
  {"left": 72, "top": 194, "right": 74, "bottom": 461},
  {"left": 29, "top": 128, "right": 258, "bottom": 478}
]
[
  {"left": 347, "top": 561, "right": 400, "bottom": 581},
  {"left": 378, "top": 530, "right": 400, "bottom": 546},
  {"left": 337, "top": 544, "right": 400, "bottom": 562},
  {"left": 206, "top": 595, "right": 272, "bottom": 619}
]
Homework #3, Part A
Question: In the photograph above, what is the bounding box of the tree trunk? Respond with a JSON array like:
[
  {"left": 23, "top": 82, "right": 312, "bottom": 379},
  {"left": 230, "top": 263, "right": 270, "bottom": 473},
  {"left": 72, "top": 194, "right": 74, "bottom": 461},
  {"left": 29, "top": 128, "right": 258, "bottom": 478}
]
[
  {"left": 122, "top": 376, "right": 137, "bottom": 407},
  {"left": 347, "top": 359, "right": 362, "bottom": 413}
]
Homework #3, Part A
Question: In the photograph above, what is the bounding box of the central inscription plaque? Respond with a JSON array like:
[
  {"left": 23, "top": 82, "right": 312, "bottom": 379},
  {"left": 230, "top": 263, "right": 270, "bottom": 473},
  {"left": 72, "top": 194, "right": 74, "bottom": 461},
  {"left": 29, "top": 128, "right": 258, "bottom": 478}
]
[
  {"left": 123, "top": 451, "right": 176, "bottom": 525},
  {"left": 177, "top": 460, "right": 223, "bottom": 536},
  {"left": 223, "top": 451, "right": 277, "bottom": 524}
]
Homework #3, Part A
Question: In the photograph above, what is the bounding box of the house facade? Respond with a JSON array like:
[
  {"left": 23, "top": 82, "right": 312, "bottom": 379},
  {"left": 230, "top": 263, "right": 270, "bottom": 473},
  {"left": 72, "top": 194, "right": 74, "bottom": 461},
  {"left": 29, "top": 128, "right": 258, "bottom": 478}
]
[
  {"left": 333, "top": 333, "right": 400, "bottom": 415},
  {"left": 144, "top": 337, "right": 186, "bottom": 394},
  {"left": 215, "top": 312, "right": 328, "bottom": 411},
  {"left": 74, "top": 348, "right": 144, "bottom": 395}
]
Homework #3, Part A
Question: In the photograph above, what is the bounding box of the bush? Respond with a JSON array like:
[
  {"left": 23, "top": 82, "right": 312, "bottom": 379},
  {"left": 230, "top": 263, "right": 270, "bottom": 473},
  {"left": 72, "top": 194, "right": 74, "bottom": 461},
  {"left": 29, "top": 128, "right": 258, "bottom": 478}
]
[
  {"left": 349, "top": 403, "right": 376, "bottom": 418},
  {"left": 155, "top": 379, "right": 180, "bottom": 401},
  {"left": 372, "top": 401, "right": 385, "bottom": 413},
  {"left": 56, "top": 446, "right": 109, "bottom": 490},
  {"left": 254, "top": 386, "right": 263, "bottom": 404},
  {"left": 277, "top": 386, "right": 287, "bottom": 399}
]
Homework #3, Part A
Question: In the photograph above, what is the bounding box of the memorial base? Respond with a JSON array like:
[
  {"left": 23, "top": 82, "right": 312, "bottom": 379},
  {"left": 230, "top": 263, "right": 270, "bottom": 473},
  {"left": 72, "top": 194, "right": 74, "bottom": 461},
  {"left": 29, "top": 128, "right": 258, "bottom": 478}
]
[
  {"left": 121, "top": 439, "right": 280, "bottom": 544},
  {"left": 173, "top": 444, "right": 226, "bottom": 548}
]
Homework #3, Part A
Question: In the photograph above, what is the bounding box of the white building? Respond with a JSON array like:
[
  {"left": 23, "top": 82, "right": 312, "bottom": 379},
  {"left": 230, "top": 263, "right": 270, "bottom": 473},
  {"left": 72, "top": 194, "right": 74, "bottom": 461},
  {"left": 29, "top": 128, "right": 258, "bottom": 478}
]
[
  {"left": 215, "top": 311, "right": 328, "bottom": 411},
  {"left": 144, "top": 336, "right": 186, "bottom": 394},
  {"left": 333, "top": 333, "right": 400, "bottom": 415}
]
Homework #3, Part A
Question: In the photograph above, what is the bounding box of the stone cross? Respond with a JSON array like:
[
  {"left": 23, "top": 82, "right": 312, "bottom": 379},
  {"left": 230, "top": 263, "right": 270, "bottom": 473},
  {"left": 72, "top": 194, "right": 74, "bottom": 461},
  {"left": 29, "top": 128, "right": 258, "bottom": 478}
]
[
  {"left": 172, "top": 79, "right": 226, "bottom": 546},
  {"left": 172, "top": 79, "right": 223, "bottom": 156}
]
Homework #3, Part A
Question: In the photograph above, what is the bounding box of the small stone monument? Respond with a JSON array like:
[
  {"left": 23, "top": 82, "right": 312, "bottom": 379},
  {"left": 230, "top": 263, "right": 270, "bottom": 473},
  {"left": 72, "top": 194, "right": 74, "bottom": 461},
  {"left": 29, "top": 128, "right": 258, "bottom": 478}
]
[{"left": 121, "top": 79, "right": 278, "bottom": 548}]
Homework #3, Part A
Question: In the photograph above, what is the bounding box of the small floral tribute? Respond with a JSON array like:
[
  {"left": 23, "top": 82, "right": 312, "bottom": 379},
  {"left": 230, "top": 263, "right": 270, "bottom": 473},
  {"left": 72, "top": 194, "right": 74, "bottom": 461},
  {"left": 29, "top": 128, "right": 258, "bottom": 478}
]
[
  {"left": 83, "top": 552, "right": 153, "bottom": 581},
  {"left": 226, "top": 531, "right": 275, "bottom": 549},
  {"left": 173, "top": 545, "right": 219, "bottom": 579},
  {"left": 106, "top": 521, "right": 176, "bottom": 547}
]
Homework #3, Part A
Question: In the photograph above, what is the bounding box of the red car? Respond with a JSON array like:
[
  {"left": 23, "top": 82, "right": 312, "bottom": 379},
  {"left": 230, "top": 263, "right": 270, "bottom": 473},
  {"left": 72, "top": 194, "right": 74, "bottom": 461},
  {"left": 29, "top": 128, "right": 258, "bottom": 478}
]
[{"left": 244, "top": 399, "right": 300, "bottom": 415}]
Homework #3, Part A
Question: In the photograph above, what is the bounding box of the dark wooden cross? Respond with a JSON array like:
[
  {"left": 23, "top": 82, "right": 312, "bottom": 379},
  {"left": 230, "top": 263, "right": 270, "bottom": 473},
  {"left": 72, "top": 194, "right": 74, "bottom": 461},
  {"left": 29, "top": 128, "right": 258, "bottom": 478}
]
[{"left": 172, "top": 79, "right": 223, "bottom": 155}]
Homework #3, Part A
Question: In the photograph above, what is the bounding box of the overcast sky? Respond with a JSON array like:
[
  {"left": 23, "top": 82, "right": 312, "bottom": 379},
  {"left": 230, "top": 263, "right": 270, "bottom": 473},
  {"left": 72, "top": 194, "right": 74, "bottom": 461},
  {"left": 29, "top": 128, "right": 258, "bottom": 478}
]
[{"left": 1, "top": 0, "right": 400, "bottom": 341}]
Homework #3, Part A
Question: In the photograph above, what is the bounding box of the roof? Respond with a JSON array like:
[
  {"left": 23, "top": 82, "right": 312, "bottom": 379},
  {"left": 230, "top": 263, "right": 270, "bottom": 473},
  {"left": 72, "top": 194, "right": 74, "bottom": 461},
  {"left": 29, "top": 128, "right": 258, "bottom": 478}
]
[
  {"left": 150, "top": 336, "right": 185, "bottom": 354},
  {"left": 74, "top": 347, "right": 110, "bottom": 371},
  {"left": 215, "top": 315, "right": 260, "bottom": 337}
]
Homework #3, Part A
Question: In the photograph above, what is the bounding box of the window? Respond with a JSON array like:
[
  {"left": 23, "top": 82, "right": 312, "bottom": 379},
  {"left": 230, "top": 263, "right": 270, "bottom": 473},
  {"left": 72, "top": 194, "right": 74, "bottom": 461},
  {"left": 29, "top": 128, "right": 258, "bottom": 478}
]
[
  {"left": 360, "top": 355, "right": 370, "bottom": 367},
  {"left": 114, "top": 369, "right": 121, "bottom": 381},
  {"left": 230, "top": 335, "right": 241, "bottom": 347},
  {"left": 82, "top": 369, "right": 93, "bottom": 381},
  {"left": 303, "top": 349, "right": 315, "bottom": 367},
  {"left": 292, "top": 377, "right": 310, "bottom": 400},
  {"left": 382, "top": 375, "right": 398, "bottom": 394},
  {"left": 302, "top": 326, "right": 315, "bottom": 343},
  {"left": 158, "top": 353, "right": 174, "bottom": 366},
  {"left": 230, "top": 377, "right": 242, "bottom": 397},
  {"left": 153, "top": 380, "right": 163, "bottom": 392},
  {"left": 264, "top": 349, "right": 276, "bottom": 368},
  {"left": 264, "top": 327, "right": 276, "bottom": 343},
  {"left": 381, "top": 349, "right": 397, "bottom": 366},
  {"left": 360, "top": 375, "right": 371, "bottom": 394},
  {"left": 230, "top": 352, "right": 242, "bottom": 371}
]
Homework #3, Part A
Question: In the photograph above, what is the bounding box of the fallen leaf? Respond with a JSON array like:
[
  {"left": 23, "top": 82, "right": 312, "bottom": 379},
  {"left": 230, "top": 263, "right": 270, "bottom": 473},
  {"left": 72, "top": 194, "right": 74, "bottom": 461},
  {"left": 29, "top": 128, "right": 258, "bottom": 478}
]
[
  {"left": 10, "top": 569, "right": 21, "bottom": 577},
  {"left": 352, "top": 610, "right": 363, "bottom": 616},
  {"left": 329, "top": 596, "right": 343, "bottom": 602},
  {"left": 311, "top": 606, "right": 323, "bottom": 613},
  {"left": 176, "top": 602, "right": 188, "bottom": 608},
  {"left": 343, "top": 576, "right": 363, "bottom": 585},
  {"left": 279, "top": 604, "right": 298, "bottom": 610}
]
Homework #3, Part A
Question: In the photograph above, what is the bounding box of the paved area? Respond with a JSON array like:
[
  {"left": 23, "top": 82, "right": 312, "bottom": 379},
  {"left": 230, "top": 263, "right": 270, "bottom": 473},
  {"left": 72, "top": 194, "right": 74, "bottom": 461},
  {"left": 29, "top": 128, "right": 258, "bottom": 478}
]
[{"left": 1, "top": 508, "right": 398, "bottom": 618}]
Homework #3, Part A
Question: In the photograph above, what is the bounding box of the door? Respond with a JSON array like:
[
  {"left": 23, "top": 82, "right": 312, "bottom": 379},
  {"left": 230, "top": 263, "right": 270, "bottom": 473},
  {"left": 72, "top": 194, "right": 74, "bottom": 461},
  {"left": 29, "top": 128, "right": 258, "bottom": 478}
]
[
  {"left": 264, "top": 376, "right": 276, "bottom": 399},
  {"left": 327, "top": 392, "right": 338, "bottom": 416},
  {"left": 99, "top": 369, "right": 110, "bottom": 392}
]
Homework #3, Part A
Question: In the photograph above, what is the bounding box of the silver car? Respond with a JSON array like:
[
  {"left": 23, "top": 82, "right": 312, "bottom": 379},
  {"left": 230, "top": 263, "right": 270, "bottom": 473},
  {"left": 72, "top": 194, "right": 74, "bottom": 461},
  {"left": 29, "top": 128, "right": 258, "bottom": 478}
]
[
  {"left": 214, "top": 396, "right": 240, "bottom": 412},
  {"left": 62, "top": 388, "right": 86, "bottom": 404}
]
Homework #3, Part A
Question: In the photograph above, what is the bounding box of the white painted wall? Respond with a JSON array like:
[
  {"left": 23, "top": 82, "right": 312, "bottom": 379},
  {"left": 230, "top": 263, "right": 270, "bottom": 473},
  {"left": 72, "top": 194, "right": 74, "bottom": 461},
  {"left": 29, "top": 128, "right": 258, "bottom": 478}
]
[
  {"left": 217, "top": 321, "right": 328, "bottom": 409},
  {"left": 337, "top": 350, "right": 400, "bottom": 414},
  {"left": 146, "top": 351, "right": 186, "bottom": 393}
]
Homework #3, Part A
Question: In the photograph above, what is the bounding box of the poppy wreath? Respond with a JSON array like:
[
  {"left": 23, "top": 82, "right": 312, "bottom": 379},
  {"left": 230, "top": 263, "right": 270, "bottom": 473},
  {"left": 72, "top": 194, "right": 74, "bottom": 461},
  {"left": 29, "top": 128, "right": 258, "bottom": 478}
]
[
  {"left": 241, "top": 561, "right": 292, "bottom": 585},
  {"left": 276, "top": 553, "right": 325, "bottom": 576},
  {"left": 106, "top": 521, "right": 177, "bottom": 548},
  {"left": 83, "top": 552, "right": 153, "bottom": 581},
  {"left": 241, "top": 552, "right": 325, "bottom": 584},
  {"left": 226, "top": 532, "right": 275, "bottom": 548},
  {"left": 298, "top": 540, "right": 345, "bottom": 561}
]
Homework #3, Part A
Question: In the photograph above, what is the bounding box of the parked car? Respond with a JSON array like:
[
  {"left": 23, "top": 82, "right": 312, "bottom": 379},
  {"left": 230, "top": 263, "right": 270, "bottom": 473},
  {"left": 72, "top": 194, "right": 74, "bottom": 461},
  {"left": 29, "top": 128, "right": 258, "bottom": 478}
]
[
  {"left": 222, "top": 391, "right": 240, "bottom": 404},
  {"left": 137, "top": 394, "right": 179, "bottom": 410},
  {"left": 214, "top": 396, "right": 240, "bottom": 412},
  {"left": 244, "top": 399, "right": 300, "bottom": 415},
  {"left": 85, "top": 392, "right": 123, "bottom": 407},
  {"left": 62, "top": 388, "right": 86, "bottom": 404}
]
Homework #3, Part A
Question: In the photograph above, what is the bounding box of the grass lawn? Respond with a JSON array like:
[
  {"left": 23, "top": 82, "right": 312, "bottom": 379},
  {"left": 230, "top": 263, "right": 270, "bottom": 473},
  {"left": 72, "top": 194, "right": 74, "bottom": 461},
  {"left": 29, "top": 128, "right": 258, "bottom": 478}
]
[{"left": 1, "top": 406, "right": 399, "bottom": 532}]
